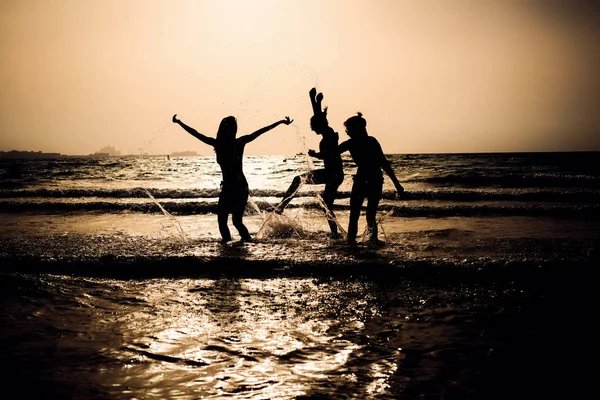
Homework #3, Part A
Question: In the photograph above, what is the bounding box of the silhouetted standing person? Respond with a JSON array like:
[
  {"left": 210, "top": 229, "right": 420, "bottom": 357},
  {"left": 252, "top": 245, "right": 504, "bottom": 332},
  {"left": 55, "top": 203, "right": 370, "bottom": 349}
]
[
  {"left": 275, "top": 88, "right": 344, "bottom": 238},
  {"left": 173, "top": 114, "right": 293, "bottom": 242},
  {"left": 339, "top": 112, "right": 404, "bottom": 246}
]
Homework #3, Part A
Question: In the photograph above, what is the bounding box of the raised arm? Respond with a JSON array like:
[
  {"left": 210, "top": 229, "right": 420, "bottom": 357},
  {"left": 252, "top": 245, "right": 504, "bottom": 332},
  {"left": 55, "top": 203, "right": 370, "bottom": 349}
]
[
  {"left": 239, "top": 116, "right": 293, "bottom": 144},
  {"left": 172, "top": 114, "right": 217, "bottom": 147}
]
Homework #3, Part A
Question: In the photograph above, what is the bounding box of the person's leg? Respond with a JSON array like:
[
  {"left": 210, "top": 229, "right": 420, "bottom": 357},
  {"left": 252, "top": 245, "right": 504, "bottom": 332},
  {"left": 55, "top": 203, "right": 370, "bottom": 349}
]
[
  {"left": 322, "top": 180, "right": 341, "bottom": 237},
  {"left": 217, "top": 192, "right": 232, "bottom": 242},
  {"left": 347, "top": 178, "right": 365, "bottom": 245},
  {"left": 365, "top": 179, "right": 383, "bottom": 243},
  {"left": 232, "top": 189, "right": 252, "bottom": 241},
  {"left": 276, "top": 171, "right": 317, "bottom": 213}
]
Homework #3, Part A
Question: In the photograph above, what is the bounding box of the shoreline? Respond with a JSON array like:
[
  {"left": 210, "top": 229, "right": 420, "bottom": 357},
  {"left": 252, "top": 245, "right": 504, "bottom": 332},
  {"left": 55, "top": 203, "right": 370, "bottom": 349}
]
[
  {"left": 2, "top": 210, "right": 597, "bottom": 284},
  {"left": 2, "top": 233, "right": 596, "bottom": 288}
]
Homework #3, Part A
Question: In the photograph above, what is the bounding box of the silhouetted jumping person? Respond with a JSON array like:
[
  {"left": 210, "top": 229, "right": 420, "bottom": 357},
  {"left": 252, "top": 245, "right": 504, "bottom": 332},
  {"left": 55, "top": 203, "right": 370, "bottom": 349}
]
[
  {"left": 338, "top": 112, "right": 404, "bottom": 246},
  {"left": 275, "top": 88, "right": 344, "bottom": 238},
  {"left": 172, "top": 114, "right": 294, "bottom": 242}
]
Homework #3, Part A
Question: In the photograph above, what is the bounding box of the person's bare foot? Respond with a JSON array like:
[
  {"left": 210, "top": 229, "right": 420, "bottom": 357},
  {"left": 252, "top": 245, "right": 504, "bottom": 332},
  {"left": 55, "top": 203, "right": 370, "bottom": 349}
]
[
  {"left": 368, "top": 237, "right": 385, "bottom": 248},
  {"left": 240, "top": 236, "right": 255, "bottom": 243}
]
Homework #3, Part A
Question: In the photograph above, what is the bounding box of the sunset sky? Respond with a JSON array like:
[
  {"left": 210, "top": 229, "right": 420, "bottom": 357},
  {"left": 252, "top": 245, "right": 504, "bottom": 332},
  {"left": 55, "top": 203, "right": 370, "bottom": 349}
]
[{"left": 1, "top": 0, "right": 598, "bottom": 156}]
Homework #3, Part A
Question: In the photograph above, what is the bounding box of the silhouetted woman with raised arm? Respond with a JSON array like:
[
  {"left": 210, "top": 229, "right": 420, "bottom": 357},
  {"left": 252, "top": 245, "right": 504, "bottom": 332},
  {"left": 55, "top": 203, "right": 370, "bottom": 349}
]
[
  {"left": 173, "top": 114, "right": 293, "bottom": 242},
  {"left": 339, "top": 112, "right": 404, "bottom": 246}
]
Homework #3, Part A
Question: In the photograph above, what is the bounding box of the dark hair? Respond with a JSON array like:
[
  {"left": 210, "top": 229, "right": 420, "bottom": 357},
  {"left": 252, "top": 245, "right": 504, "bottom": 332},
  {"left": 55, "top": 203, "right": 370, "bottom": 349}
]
[
  {"left": 310, "top": 111, "right": 328, "bottom": 130},
  {"left": 215, "top": 116, "right": 237, "bottom": 151},
  {"left": 344, "top": 112, "right": 366, "bottom": 131}
]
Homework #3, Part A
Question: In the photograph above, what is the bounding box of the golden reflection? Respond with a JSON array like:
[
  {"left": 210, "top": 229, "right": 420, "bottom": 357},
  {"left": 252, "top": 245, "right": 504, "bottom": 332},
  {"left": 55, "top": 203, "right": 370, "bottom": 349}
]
[
  {"left": 366, "top": 359, "right": 399, "bottom": 395},
  {"left": 84, "top": 277, "right": 406, "bottom": 398}
]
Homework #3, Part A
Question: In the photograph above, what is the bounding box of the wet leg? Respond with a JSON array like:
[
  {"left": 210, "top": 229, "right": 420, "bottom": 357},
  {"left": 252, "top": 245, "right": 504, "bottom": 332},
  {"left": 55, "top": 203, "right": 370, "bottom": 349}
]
[
  {"left": 366, "top": 194, "right": 381, "bottom": 244},
  {"left": 217, "top": 192, "right": 233, "bottom": 242},
  {"left": 217, "top": 209, "right": 232, "bottom": 242},
  {"left": 366, "top": 180, "right": 383, "bottom": 244},
  {"left": 347, "top": 181, "right": 365, "bottom": 245},
  {"left": 232, "top": 194, "right": 252, "bottom": 241},
  {"left": 322, "top": 182, "right": 341, "bottom": 237},
  {"left": 276, "top": 176, "right": 302, "bottom": 213},
  {"left": 276, "top": 172, "right": 314, "bottom": 214}
]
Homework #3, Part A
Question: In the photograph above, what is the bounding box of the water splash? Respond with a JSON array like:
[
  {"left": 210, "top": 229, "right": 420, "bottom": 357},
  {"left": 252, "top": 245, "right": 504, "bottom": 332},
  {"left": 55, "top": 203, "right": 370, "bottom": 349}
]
[
  {"left": 143, "top": 188, "right": 187, "bottom": 242},
  {"left": 291, "top": 123, "right": 315, "bottom": 171},
  {"left": 237, "top": 61, "right": 321, "bottom": 119},
  {"left": 316, "top": 193, "right": 347, "bottom": 238},
  {"left": 377, "top": 210, "right": 393, "bottom": 243},
  {"left": 357, "top": 210, "right": 393, "bottom": 244},
  {"left": 247, "top": 194, "right": 308, "bottom": 240},
  {"left": 255, "top": 212, "right": 307, "bottom": 240},
  {"left": 144, "top": 124, "right": 167, "bottom": 147}
]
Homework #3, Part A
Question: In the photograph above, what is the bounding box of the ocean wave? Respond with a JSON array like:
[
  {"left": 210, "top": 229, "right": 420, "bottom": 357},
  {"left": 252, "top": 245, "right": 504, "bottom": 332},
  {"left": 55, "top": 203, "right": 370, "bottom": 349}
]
[
  {"left": 1, "top": 199, "right": 598, "bottom": 218},
  {"left": 0, "top": 187, "right": 222, "bottom": 199},
  {"left": 1, "top": 250, "right": 596, "bottom": 285},
  {"left": 412, "top": 173, "right": 600, "bottom": 188},
  {"left": 1, "top": 187, "right": 599, "bottom": 203}
]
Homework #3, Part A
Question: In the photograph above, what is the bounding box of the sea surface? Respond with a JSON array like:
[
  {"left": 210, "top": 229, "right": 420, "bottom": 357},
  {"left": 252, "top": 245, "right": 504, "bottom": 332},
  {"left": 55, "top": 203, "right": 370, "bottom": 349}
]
[{"left": 1, "top": 152, "right": 598, "bottom": 399}]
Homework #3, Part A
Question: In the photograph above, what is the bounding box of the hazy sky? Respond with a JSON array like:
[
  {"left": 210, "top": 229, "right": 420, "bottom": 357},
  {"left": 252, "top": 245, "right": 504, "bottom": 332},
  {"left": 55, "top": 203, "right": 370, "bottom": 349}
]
[{"left": 1, "top": 0, "right": 599, "bottom": 155}]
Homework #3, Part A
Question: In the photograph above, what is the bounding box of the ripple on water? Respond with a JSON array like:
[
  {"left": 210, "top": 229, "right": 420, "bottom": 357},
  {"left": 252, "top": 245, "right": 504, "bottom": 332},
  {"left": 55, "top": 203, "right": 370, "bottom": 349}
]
[{"left": 1, "top": 271, "right": 579, "bottom": 399}]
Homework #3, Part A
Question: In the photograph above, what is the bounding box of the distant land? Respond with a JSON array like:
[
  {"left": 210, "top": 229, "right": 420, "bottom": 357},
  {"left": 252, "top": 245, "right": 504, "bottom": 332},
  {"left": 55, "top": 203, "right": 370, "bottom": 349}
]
[
  {"left": 170, "top": 151, "right": 198, "bottom": 157},
  {"left": 0, "top": 148, "right": 200, "bottom": 159},
  {"left": 0, "top": 150, "right": 65, "bottom": 160}
]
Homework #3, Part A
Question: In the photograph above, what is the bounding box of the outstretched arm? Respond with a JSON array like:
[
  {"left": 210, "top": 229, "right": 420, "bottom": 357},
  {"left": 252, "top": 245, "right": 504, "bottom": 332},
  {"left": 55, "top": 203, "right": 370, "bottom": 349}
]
[
  {"left": 172, "top": 114, "right": 216, "bottom": 147},
  {"left": 308, "top": 149, "right": 323, "bottom": 159},
  {"left": 373, "top": 139, "right": 404, "bottom": 197},
  {"left": 337, "top": 140, "right": 351, "bottom": 154},
  {"left": 240, "top": 116, "right": 293, "bottom": 144},
  {"left": 308, "top": 127, "right": 337, "bottom": 159},
  {"left": 382, "top": 158, "right": 405, "bottom": 197}
]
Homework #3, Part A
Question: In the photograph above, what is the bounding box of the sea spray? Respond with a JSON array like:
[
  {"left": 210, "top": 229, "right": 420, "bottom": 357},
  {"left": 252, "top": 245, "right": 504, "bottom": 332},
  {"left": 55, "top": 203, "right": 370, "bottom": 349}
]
[
  {"left": 316, "top": 193, "right": 347, "bottom": 238},
  {"left": 255, "top": 211, "right": 307, "bottom": 240},
  {"left": 376, "top": 210, "right": 394, "bottom": 243},
  {"left": 143, "top": 188, "right": 187, "bottom": 242},
  {"left": 356, "top": 210, "right": 393, "bottom": 244},
  {"left": 251, "top": 120, "right": 317, "bottom": 238},
  {"left": 269, "top": 124, "right": 314, "bottom": 211},
  {"left": 143, "top": 124, "right": 167, "bottom": 150},
  {"left": 248, "top": 195, "right": 307, "bottom": 239},
  {"left": 291, "top": 123, "right": 315, "bottom": 171},
  {"left": 237, "top": 61, "right": 321, "bottom": 121}
]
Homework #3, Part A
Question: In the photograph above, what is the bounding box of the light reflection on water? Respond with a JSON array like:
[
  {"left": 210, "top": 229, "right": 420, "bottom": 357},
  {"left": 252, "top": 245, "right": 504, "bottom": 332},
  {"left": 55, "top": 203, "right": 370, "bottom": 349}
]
[
  {"left": 94, "top": 278, "right": 400, "bottom": 399},
  {"left": 3, "top": 273, "right": 516, "bottom": 399}
]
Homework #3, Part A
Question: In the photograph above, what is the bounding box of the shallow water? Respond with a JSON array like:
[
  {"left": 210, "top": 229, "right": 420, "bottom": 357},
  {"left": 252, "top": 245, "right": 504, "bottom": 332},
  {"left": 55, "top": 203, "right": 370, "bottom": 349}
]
[
  {"left": 1, "top": 207, "right": 597, "bottom": 398},
  {"left": 4, "top": 272, "right": 586, "bottom": 400},
  {"left": 1, "top": 152, "right": 598, "bottom": 398}
]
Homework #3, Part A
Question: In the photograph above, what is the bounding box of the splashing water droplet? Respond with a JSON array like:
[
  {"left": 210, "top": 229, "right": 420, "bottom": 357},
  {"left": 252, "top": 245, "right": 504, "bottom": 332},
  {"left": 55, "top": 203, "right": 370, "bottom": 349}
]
[{"left": 143, "top": 189, "right": 187, "bottom": 242}]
